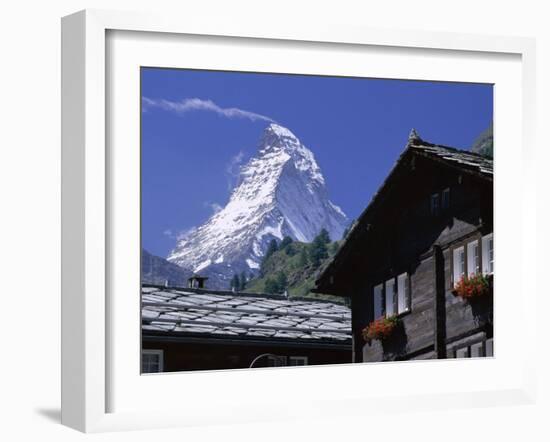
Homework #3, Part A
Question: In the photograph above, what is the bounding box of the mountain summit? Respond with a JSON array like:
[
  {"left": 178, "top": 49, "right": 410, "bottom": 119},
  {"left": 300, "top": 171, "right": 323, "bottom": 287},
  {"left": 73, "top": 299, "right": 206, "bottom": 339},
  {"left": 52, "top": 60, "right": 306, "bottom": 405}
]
[{"left": 167, "top": 123, "right": 348, "bottom": 288}]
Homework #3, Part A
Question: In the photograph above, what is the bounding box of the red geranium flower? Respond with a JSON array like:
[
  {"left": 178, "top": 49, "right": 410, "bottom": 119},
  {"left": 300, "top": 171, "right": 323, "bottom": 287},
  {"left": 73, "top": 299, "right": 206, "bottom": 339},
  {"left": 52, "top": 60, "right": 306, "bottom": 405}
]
[{"left": 362, "top": 316, "right": 400, "bottom": 343}]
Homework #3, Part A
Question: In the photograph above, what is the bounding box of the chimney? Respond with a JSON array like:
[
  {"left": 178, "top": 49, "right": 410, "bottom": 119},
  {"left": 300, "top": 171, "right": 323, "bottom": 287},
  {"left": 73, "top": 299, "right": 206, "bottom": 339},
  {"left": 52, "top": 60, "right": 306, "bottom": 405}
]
[{"left": 188, "top": 274, "right": 208, "bottom": 289}]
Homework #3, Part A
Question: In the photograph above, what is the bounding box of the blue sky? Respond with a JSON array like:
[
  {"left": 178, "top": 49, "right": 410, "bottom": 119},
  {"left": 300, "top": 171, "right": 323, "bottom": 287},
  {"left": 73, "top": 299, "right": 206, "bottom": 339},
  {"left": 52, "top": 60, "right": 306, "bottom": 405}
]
[{"left": 141, "top": 68, "right": 493, "bottom": 258}]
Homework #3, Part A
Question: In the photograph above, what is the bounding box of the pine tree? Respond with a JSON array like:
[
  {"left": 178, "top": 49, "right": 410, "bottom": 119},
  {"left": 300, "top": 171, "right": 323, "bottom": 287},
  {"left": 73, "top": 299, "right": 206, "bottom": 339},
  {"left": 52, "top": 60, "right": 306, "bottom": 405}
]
[
  {"left": 280, "top": 236, "right": 293, "bottom": 249},
  {"left": 318, "top": 228, "right": 331, "bottom": 244},
  {"left": 264, "top": 277, "right": 279, "bottom": 294},
  {"left": 260, "top": 239, "right": 279, "bottom": 276},
  {"left": 309, "top": 229, "right": 330, "bottom": 268},
  {"left": 230, "top": 274, "right": 240, "bottom": 291},
  {"left": 265, "top": 239, "right": 279, "bottom": 259},
  {"left": 298, "top": 247, "right": 308, "bottom": 267},
  {"left": 276, "top": 271, "right": 288, "bottom": 292},
  {"left": 285, "top": 243, "right": 296, "bottom": 256},
  {"left": 239, "top": 271, "right": 247, "bottom": 291}
]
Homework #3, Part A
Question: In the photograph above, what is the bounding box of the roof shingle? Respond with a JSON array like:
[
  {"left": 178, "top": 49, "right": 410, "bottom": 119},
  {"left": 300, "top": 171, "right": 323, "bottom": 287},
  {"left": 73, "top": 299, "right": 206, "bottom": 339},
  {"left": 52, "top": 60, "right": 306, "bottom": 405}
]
[{"left": 142, "top": 285, "right": 351, "bottom": 343}]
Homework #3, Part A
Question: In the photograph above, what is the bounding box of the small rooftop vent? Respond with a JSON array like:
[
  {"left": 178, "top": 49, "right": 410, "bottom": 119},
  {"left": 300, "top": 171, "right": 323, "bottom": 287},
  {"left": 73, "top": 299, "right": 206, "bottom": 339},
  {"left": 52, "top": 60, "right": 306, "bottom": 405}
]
[{"left": 188, "top": 274, "right": 208, "bottom": 289}]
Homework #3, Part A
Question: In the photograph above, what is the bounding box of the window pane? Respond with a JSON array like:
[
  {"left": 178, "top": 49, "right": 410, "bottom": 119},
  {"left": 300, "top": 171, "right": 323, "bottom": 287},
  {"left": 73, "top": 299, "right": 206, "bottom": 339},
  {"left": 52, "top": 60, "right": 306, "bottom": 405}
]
[
  {"left": 442, "top": 188, "right": 450, "bottom": 209},
  {"left": 485, "top": 338, "right": 494, "bottom": 357},
  {"left": 471, "top": 342, "right": 484, "bottom": 358},
  {"left": 289, "top": 356, "right": 308, "bottom": 366},
  {"left": 455, "top": 347, "right": 469, "bottom": 358},
  {"left": 453, "top": 247, "right": 465, "bottom": 284},
  {"left": 267, "top": 356, "right": 287, "bottom": 367},
  {"left": 467, "top": 240, "right": 480, "bottom": 276},
  {"left": 385, "top": 278, "right": 396, "bottom": 316},
  {"left": 373, "top": 284, "right": 383, "bottom": 319},
  {"left": 142, "top": 351, "right": 163, "bottom": 373},
  {"left": 482, "top": 233, "right": 494, "bottom": 274},
  {"left": 397, "top": 273, "right": 409, "bottom": 314},
  {"left": 431, "top": 193, "right": 440, "bottom": 215}
]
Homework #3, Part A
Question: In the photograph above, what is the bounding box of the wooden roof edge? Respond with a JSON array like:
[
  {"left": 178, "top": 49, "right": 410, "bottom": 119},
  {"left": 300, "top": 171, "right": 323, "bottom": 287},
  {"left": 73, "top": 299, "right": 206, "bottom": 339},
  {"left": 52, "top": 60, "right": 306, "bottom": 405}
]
[{"left": 314, "top": 135, "right": 493, "bottom": 292}]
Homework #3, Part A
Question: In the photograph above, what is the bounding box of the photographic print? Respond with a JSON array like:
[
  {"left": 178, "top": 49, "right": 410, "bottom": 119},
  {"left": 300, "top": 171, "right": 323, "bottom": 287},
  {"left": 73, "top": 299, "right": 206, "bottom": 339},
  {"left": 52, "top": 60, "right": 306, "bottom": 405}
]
[{"left": 140, "top": 68, "right": 493, "bottom": 373}]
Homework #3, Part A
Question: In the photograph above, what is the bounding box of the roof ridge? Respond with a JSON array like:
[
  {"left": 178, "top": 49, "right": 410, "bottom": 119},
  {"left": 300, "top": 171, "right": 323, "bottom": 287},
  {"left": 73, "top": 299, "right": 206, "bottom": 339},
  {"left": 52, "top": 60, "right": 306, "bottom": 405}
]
[{"left": 412, "top": 140, "right": 493, "bottom": 161}]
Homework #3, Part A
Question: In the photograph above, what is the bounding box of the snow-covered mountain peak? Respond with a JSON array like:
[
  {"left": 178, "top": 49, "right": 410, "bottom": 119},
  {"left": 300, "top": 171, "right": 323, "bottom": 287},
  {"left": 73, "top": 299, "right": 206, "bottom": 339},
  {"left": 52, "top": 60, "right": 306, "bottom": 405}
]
[
  {"left": 167, "top": 123, "right": 348, "bottom": 289},
  {"left": 266, "top": 122, "right": 297, "bottom": 140}
]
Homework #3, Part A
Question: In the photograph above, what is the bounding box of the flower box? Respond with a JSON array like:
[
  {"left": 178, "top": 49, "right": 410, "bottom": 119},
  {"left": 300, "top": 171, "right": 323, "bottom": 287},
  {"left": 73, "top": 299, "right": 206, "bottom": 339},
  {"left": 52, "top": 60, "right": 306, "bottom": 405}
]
[
  {"left": 452, "top": 273, "right": 493, "bottom": 300},
  {"left": 362, "top": 316, "right": 400, "bottom": 344}
]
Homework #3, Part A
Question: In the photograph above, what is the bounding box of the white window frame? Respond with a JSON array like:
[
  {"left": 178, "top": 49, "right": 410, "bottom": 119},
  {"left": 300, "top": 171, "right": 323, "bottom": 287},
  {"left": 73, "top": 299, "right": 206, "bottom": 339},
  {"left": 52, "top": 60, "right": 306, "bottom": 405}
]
[
  {"left": 482, "top": 233, "right": 494, "bottom": 274},
  {"left": 267, "top": 355, "right": 288, "bottom": 367},
  {"left": 455, "top": 347, "right": 470, "bottom": 358},
  {"left": 467, "top": 239, "right": 480, "bottom": 276},
  {"left": 485, "top": 338, "right": 494, "bottom": 357},
  {"left": 441, "top": 187, "right": 451, "bottom": 210},
  {"left": 470, "top": 342, "right": 484, "bottom": 358},
  {"left": 288, "top": 356, "right": 308, "bottom": 366},
  {"left": 397, "top": 272, "right": 410, "bottom": 314},
  {"left": 452, "top": 246, "right": 465, "bottom": 284},
  {"left": 141, "top": 349, "right": 164, "bottom": 374}
]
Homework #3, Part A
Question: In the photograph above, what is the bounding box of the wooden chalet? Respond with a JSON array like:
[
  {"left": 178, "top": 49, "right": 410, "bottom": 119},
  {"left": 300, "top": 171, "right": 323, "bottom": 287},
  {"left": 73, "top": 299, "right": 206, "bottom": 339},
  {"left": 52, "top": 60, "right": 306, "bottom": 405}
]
[
  {"left": 314, "top": 130, "right": 494, "bottom": 362},
  {"left": 141, "top": 284, "right": 351, "bottom": 373}
]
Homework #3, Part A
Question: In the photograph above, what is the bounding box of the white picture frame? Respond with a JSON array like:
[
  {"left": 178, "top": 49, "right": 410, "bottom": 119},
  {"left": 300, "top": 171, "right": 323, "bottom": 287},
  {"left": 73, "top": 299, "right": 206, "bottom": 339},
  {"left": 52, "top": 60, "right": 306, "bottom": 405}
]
[{"left": 61, "top": 9, "right": 537, "bottom": 433}]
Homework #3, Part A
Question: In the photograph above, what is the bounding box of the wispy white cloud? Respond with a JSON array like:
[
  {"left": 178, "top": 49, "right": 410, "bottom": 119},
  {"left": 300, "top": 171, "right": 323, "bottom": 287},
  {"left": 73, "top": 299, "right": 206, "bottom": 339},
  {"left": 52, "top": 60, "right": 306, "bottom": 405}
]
[
  {"left": 142, "top": 97, "right": 275, "bottom": 123},
  {"left": 163, "top": 226, "right": 197, "bottom": 241},
  {"left": 203, "top": 201, "right": 223, "bottom": 215}
]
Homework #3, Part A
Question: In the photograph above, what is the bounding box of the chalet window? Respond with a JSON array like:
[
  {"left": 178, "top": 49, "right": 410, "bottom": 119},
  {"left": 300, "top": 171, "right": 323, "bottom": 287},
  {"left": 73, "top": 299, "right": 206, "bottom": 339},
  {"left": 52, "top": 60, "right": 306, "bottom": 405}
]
[
  {"left": 373, "top": 274, "right": 410, "bottom": 319},
  {"left": 373, "top": 283, "right": 384, "bottom": 319},
  {"left": 470, "top": 341, "right": 484, "bottom": 358},
  {"left": 441, "top": 187, "right": 451, "bottom": 210},
  {"left": 454, "top": 339, "right": 492, "bottom": 358},
  {"left": 385, "top": 278, "right": 396, "bottom": 316},
  {"left": 267, "top": 355, "right": 288, "bottom": 367},
  {"left": 482, "top": 233, "right": 494, "bottom": 274},
  {"left": 142, "top": 349, "right": 164, "bottom": 373},
  {"left": 467, "top": 240, "right": 480, "bottom": 276},
  {"left": 397, "top": 272, "right": 410, "bottom": 314},
  {"left": 430, "top": 193, "right": 440, "bottom": 216},
  {"left": 289, "top": 356, "right": 308, "bottom": 366},
  {"left": 485, "top": 338, "right": 494, "bottom": 357},
  {"left": 452, "top": 246, "right": 465, "bottom": 283}
]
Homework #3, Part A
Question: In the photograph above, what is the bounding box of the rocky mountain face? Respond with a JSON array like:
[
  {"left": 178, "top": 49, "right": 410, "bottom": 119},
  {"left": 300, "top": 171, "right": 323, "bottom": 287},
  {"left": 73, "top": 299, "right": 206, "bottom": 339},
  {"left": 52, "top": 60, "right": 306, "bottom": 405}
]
[
  {"left": 141, "top": 248, "right": 192, "bottom": 287},
  {"left": 471, "top": 123, "right": 493, "bottom": 158},
  {"left": 166, "top": 123, "right": 348, "bottom": 289}
]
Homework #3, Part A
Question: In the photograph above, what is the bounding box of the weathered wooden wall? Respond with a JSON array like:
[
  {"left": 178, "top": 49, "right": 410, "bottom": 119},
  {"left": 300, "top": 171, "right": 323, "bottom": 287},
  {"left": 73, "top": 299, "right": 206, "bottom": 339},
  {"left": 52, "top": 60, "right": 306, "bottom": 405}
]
[{"left": 348, "top": 153, "right": 493, "bottom": 362}]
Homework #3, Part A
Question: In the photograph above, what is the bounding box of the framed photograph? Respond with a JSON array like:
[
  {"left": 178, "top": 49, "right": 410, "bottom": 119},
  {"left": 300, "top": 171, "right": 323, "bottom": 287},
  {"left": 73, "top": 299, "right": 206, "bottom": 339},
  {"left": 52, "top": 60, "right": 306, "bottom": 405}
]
[{"left": 61, "top": 9, "right": 537, "bottom": 433}]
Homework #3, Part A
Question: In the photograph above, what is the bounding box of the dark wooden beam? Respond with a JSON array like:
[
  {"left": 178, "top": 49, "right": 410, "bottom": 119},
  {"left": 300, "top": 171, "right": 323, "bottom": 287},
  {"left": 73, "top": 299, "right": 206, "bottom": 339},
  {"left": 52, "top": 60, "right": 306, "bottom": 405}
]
[{"left": 433, "top": 245, "right": 447, "bottom": 359}]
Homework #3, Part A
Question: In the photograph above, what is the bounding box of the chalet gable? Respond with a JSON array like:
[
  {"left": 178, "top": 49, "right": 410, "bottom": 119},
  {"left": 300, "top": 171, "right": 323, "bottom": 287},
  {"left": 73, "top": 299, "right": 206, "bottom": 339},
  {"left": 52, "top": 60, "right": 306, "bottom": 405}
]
[{"left": 314, "top": 131, "right": 493, "bottom": 295}]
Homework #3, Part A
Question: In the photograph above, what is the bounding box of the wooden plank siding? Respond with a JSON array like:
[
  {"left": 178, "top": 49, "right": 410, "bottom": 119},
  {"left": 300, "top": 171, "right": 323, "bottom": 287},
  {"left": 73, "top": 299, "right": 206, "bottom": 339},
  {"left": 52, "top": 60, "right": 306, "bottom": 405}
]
[{"left": 343, "top": 152, "right": 493, "bottom": 362}]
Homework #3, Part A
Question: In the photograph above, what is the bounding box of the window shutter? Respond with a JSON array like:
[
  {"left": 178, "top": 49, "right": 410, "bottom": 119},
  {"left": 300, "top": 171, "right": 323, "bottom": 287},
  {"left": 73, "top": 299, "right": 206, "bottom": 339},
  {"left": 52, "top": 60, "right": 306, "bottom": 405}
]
[
  {"left": 397, "top": 273, "right": 409, "bottom": 314},
  {"left": 471, "top": 342, "right": 484, "bottom": 358},
  {"left": 373, "top": 284, "right": 383, "bottom": 319},
  {"left": 485, "top": 338, "right": 494, "bottom": 357},
  {"left": 442, "top": 188, "right": 450, "bottom": 209},
  {"left": 467, "top": 240, "right": 480, "bottom": 276},
  {"left": 453, "top": 247, "right": 465, "bottom": 284},
  {"left": 482, "top": 233, "right": 494, "bottom": 274},
  {"left": 385, "top": 278, "right": 396, "bottom": 316},
  {"left": 455, "top": 347, "right": 469, "bottom": 358}
]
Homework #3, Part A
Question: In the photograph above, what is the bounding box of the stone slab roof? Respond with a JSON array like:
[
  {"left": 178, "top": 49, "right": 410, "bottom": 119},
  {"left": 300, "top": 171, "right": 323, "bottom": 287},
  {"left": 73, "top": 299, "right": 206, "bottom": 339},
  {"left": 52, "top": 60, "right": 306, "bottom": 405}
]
[
  {"left": 411, "top": 140, "right": 493, "bottom": 178},
  {"left": 142, "top": 285, "right": 351, "bottom": 343}
]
